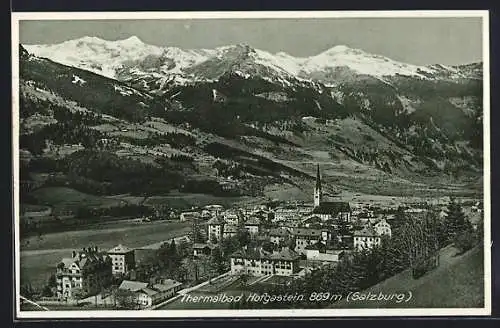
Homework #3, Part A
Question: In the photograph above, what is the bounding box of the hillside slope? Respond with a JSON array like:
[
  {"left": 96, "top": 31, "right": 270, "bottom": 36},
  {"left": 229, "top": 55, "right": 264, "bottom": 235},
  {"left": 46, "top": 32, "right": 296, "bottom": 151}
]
[
  {"left": 329, "top": 245, "right": 484, "bottom": 308},
  {"left": 18, "top": 42, "right": 483, "bottom": 222}
]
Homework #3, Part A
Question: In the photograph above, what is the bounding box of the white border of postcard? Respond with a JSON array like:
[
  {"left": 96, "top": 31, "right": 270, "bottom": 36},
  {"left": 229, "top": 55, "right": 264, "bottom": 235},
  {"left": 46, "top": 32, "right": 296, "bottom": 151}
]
[{"left": 11, "top": 10, "right": 491, "bottom": 319}]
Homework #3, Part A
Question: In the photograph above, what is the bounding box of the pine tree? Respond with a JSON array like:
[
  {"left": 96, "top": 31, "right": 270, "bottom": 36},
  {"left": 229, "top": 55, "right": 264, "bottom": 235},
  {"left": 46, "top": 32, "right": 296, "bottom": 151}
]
[{"left": 444, "top": 198, "right": 467, "bottom": 242}]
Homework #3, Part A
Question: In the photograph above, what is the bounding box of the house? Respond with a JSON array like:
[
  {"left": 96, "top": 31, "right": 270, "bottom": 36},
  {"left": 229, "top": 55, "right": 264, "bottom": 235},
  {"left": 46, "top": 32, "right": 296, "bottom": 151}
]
[
  {"left": 268, "top": 227, "right": 290, "bottom": 246},
  {"left": 304, "top": 241, "right": 345, "bottom": 263},
  {"left": 207, "top": 217, "right": 225, "bottom": 241},
  {"left": 118, "top": 279, "right": 183, "bottom": 308},
  {"left": 107, "top": 244, "right": 136, "bottom": 276},
  {"left": 223, "top": 211, "right": 240, "bottom": 225},
  {"left": 222, "top": 224, "right": 239, "bottom": 239},
  {"left": 204, "top": 204, "right": 224, "bottom": 216},
  {"left": 374, "top": 218, "right": 392, "bottom": 238},
  {"left": 180, "top": 211, "right": 200, "bottom": 221},
  {"left": 293, "top": 228, "right": 325, "bottom": 254},
  {"left": 244, "top": 217, "right": 261, "bottom": 235},
  {"left": 56, "top": 247, "right": 112, "bottom": 300},
  {"left": 230, "top": 247, "right": 301, "bottom": 276},
  {"left": 153, "top": 279, "right": 183, "bottom": 301},
  {"left": 300, "top": 215, "right": 324, "bottom": 228},
  {"left": 192, "top": 243, "right": 218, "bottom": 257},
  {"left": 353, "top": 226, "right": 381, "bottom": 250}
]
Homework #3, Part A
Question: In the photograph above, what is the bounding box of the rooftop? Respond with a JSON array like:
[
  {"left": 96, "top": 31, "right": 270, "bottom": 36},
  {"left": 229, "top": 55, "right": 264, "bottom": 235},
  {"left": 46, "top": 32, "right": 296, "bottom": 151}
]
[
  {"left": 154, "top": 279, "right": 182, "bottom": 291},
  {"left": 108, "top": 244, "right": 134, "bottom": 254},
  {"left": 231, "top": 247, "right": 300, "bottom": 261},
  {"left": 268, "top": 227, "right": 289, "bottom": 237},
  {"left": 293, "top": 228, "right": 323, "bottom": 238},
  {"left": 354, "top": 226, "right": 379, "bottom": 237},
  {"left": 304, "top": 241, "right": 326, "bottom": 251},
  {"left": 245, "top": 217, "right": 261, "bottom": 226},
  {"left": 312, "top": 202, "right": 351, "bottom": 215},
  {"left": 207, "top": 216, "right": 225, "bottom": 225},
  {"left": 119, "top": 280, "right": 148, "bottom": 292}
]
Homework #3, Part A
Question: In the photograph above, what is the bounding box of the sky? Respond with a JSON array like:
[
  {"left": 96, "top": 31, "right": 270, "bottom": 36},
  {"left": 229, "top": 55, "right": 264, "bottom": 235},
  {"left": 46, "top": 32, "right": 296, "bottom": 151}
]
[{"left": 19, "top": 17, "right": 484, "bottom": 65}]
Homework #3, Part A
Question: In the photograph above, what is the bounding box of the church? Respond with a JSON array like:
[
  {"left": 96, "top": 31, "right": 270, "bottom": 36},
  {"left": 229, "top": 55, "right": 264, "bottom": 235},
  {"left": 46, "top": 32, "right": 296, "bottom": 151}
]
[{"left": 311, "top": 164, "right": 351, "bottom": 222}]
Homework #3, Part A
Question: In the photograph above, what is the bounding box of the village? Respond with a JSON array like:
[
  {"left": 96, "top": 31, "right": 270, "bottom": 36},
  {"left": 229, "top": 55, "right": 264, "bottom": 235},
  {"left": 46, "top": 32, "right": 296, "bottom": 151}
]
[{"left": 23, "top": 164, "right": 483, "bottom": 311}]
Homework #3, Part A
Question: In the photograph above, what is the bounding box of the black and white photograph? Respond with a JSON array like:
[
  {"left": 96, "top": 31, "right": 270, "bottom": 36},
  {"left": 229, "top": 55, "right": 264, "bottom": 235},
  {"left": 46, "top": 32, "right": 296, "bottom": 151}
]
[{"left": 12, "top": 11, "right": 491, "bottom": 318}]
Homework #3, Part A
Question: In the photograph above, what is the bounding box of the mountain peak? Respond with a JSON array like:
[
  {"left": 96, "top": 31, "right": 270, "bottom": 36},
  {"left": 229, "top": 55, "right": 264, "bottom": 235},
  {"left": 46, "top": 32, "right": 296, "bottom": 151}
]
[{"left": 117, "top": 36, "right": 144, "bottom": 46}]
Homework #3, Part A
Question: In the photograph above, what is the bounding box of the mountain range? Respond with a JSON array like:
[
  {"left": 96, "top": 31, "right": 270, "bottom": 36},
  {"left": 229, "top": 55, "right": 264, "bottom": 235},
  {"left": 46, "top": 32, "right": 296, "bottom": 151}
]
[{"left": 18, "top": 36, "right": 484, "bottom": 213}]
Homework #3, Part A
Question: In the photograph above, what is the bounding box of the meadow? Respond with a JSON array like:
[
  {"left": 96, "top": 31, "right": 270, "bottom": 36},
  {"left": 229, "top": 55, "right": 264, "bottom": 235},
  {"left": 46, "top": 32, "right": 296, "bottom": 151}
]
[{"left": 20, "top": 220, "right": 191, "bottom": 289}]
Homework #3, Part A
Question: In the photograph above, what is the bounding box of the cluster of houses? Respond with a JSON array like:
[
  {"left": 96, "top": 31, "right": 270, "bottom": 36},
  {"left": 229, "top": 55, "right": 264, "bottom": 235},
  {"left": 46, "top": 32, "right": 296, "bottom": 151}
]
[
  {"left": 55, "top": 243, "right": 183, "bottom": 308},
  {"left": 193, "top": 165, "right": 394, "bottom": 278},
  {"left": 60, "top": 164, "right": 474, "bottom": 305}
]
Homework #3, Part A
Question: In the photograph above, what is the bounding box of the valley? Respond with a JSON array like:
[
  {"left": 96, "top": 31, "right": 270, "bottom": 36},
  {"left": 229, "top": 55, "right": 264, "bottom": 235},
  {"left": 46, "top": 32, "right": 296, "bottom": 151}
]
[{"left": 16, "top": 38, "right": 484, "bottom": 305}]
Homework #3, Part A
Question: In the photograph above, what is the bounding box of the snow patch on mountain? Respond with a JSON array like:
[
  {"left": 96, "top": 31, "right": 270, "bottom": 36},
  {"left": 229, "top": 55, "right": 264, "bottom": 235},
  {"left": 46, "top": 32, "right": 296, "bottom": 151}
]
[{"left": 23, "top": 36, "right": 459, "bottom": 88}]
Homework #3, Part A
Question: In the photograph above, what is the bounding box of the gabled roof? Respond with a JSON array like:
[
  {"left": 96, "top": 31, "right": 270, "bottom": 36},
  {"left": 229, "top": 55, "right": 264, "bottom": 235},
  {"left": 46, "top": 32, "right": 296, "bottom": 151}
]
[
  {"left": 268, "top": 227, "right": 289, "bottom": 237},
  {"left": 140, "top": 287, "right": 159, "bottom": 296},
  {"left": 293, "top": 228, "right": 323, "bottom": 238},
  {"left": 230, "top": 247, "right": 268, "bottom": 260},
  {"left": 303, "top": 216, "right": 323, "bottom": 223},
  {"left": 119, "top": 280, "right": 148, "bottom": 292},
  {"left": 270, "top": 248, "right": 301, "bottom": 261},
  {"left": 108, "top": 244, "right": 133, "bottom": 254},
  {"left": 231, "top": 247, "right": 299, "bottom": 261},
  {"left": 354, "top": 226, "right": 379, "bottom": 237},
  {"left": 312, "top": 202, "right": 351, "bottom": 214},
  {"left": 207, "top": 216, "right": 225, "bottom": 225},
  {"left": 59, "top": 258, "right": 76, "bottom": 268},
  {"left": 304, "top": 241, "right": 326, "bottom": 251},
  {"left": 193, "top": 243, "right": 218, "bottom": 250},
  {"left": 245, "top": 217, "right": 261, "bottom": 226},
  {"left": 153, "top": 279, "right": 182, "bottom": 291}
]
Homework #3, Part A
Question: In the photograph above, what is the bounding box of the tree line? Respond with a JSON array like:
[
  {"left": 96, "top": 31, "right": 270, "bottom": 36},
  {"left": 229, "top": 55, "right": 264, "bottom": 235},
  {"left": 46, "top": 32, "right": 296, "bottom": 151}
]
[{"left": 236, "top": 200, "right": 480, "bottom": 309}]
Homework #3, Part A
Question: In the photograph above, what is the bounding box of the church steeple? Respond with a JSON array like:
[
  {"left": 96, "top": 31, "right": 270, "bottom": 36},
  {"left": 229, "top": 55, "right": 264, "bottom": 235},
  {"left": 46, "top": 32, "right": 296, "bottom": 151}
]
[
  {"left": 314, "top": 164, "right": 322, "bottom": 207},
  {"left": 315, "top": 164, "right": 321, "bottom": 190}
]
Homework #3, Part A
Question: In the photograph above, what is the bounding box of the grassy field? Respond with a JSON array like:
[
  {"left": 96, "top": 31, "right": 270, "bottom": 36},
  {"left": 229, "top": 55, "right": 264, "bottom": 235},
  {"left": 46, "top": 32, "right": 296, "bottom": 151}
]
[
  {"left": 30, "top": 187, "right": 123, "bottom": 210},
  {"left": 143, "top": 193, "right": 253, "bottom": 209},
  {"left": 329, "top": 245, "right": 484, "bottom": 308},
  {"left": 20, "top": 220, "right": 191, "bottom": 289}
]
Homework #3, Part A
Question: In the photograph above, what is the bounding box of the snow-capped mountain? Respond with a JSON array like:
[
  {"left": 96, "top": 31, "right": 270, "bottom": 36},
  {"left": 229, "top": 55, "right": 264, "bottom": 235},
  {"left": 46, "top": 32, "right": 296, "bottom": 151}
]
[
  {"left": 18, "top": 42, "right": 484, "bottom": 200},
  {"left": 23, "top": 35, "right": 475, "bottom": 92},
  {"left": 23, "top": 36, "right": 213, "bottom": 80}
]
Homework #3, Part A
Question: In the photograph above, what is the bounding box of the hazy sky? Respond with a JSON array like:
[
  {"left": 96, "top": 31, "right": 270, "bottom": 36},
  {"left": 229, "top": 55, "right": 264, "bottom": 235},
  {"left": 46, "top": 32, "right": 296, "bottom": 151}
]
[{"left": 19, "top": 18, "right": 483, "bottom": 65}]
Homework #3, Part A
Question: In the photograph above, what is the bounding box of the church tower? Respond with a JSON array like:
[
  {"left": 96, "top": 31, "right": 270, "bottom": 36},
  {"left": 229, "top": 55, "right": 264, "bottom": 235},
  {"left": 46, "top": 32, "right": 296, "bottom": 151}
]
[{"left": 314, "top": 164, "right": 322, "bottom": 207}]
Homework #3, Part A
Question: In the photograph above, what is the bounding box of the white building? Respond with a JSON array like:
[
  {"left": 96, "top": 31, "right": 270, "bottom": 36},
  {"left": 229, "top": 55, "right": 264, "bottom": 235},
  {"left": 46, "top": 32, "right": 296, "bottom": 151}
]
[
  {"left": 207, "top": 217, "right": 225, "bottom": 241},
  {"left": 244, "top": 217, "right": 261, "bottom": 236},
  {"left": 353, "top": 226, "right": 381, "bottom": 251},
  {"left": 293, "top": 228, "right": 325, "bottom": 254},
  {"left": 180, "top": 211, "right": 200, "bottom": 221},
  {"left": 268, "top": 227, "right": 290, "bottom": 246},
  {"left": 107, "top": 244, "right": 135, "bottom": 276},
  {"left": 304, "top": 242, "right": 345, "bottom": 263},
  {"left": 118, "top": 279, "right": 183, "bottom": 308},
  {"left": 230, "top": 247, "right": 301, "bottom": 276}
]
